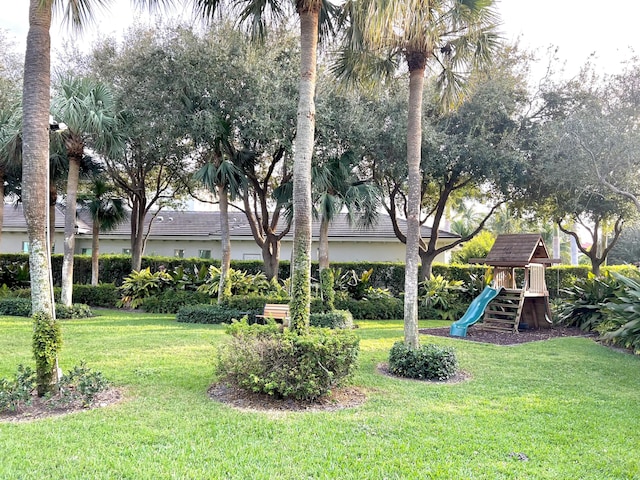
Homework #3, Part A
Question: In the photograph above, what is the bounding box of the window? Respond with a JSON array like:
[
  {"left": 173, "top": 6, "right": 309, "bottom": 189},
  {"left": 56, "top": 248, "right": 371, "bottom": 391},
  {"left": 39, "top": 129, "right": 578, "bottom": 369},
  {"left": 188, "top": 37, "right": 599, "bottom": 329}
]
[
  {"left": 174, "top": 249, "right": 185, "bottom": 258},
  {"left": 81, "top": 248, "right": 92, "bottom": 255},
  {"left": 122, "top": 248, "right": 131, "bottom": 255},
  {"left": 199, "top": 249, "right": 211, "bottom": 259},
  {"left": 22, "top": 241, "right": 29, "bottom": 253}
]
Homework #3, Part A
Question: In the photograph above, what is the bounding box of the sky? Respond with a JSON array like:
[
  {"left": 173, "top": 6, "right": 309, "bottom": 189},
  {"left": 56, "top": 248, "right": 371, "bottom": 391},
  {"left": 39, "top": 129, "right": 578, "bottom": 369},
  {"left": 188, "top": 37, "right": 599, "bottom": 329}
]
[{"left": 1, "top": 0, "right": 639, "bottom": 81}]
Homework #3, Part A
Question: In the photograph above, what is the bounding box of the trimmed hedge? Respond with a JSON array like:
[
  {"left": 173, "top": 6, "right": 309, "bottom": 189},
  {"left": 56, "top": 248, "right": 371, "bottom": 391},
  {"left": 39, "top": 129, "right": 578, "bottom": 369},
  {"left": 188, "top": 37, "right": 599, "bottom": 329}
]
[
  {"left": 143, "top": 290, "right": 211, "bottom": 314},
  {"left": 0, "top": 298, "right": 93, "bottom": 319},
  {"left": 71, "top": 284, "right": 120, "bottom": 308},
  {"left": 310, "top": 310, "right": 354, "bottom": 329},
  {"left": 388, "top": 341, "right": 459, "bottom": 381},
  {"left": 176, "top": 304, "right": 248, "bottom": 324}
]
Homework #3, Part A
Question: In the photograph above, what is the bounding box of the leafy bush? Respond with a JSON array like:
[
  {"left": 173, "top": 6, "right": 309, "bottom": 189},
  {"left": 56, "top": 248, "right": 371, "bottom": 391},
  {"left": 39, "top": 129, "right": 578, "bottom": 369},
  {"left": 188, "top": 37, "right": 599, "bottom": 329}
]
[
  {"left": 217, "top": 320, "right": 360, "bottom": 400},
  {"left": 55, "top": 363, "right": 110, "bottom": 407},
  {"left": 388, "top": 341, "right": 459, "bottom": 381},
  {"left": 71, "top": 283, "right": 120, "bottom": 308},
  {"left": 55, "top": 303, "right": 93, "bottom": 319},
  {"left": 176, "top": 304, "right": 249, "bottom": 324},
  {"left": 0, "top": 297, "right": 32, "bottom": 317},
  {"left": 451, "top": 230, "right": 495, "bottom": 264},
  {"left": 418, "top": 275, "right": 466, "bottom": 321},
  {"left": 335, "top": 297, "right": 403, "bottom": 320},
  {"left": 143, "top": 290, "right": 211, "bottom": 314},
  {"left": 118, "top": 268, "right": 172, "bottom": 308},
  {"left": 555, "top": 274, "right": 621, "bottom": 331},
  {"left": 0, "top": 365, "right": 36, "bottom": 412},
  {"left": 310, "top": 310, "right": 353, "bottom": 329},
  {"left": 198, "top": 266, "right": 286, "bottom": 298},
  {"left": 223, "top": 295, "right": 290, "bottom": 312},
  {"left": 600, "top": 273, "right": 640, "bottom": 354}
]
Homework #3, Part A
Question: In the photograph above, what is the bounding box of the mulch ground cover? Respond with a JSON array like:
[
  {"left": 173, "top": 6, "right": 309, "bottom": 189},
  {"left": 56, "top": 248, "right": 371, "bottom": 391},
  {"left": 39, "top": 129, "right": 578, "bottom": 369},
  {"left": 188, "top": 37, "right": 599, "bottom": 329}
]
[{"left": 419, "top": 325, "right": 596, "bottom": 345}]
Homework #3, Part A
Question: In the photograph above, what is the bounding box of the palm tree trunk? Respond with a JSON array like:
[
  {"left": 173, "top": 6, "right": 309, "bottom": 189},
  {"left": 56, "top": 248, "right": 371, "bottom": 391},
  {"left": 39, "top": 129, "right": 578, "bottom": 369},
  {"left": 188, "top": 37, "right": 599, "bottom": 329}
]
[
  {"left": 290, "top": 6, "right": 319, "bottom": 335},
  {"left": 217, "top": 184, "right": 231, "bottom": 304},
  {"left": 61, "top": 156, "right": 80, "bottom": 305},
  {"left": 403, "top": 56, "right": 426, "bottom": 349},
  {"left": 318, "top": 214, "right": 330, "bottom": 270},
  {"left": 22, "top": 0, "right": 55, "bottom": 317},
  {"left": 91, "top": 222, "right": 100, "bottom": 285}
]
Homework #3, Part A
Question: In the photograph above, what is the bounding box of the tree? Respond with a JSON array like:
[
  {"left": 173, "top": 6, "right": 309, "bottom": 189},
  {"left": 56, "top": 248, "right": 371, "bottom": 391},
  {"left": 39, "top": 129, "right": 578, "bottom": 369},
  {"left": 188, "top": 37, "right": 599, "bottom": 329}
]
[
  {"left": 51, "top": 76, "right": 119, "bottom": 305},
  {"left": 78, "top": 176, "right": 127, "bottom": 285},
  {"left": 338, "top": 0, "right": 499, "bottom": 348}
]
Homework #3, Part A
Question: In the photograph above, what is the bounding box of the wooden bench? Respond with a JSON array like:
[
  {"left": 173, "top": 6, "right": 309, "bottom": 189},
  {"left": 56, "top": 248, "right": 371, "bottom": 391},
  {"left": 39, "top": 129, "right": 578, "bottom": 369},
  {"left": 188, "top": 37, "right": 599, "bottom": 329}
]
[{"left": 255, "top": 303, "right": 290, "bottom": 327}]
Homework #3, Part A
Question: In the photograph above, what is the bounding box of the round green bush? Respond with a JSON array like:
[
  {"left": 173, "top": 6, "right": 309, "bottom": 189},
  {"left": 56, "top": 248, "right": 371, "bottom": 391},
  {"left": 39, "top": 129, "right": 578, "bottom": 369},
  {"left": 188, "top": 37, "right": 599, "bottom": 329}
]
[
  {"left": 388, "top": 341, "right": 458, "bottom": 381},
  {"left": 217, "top": 321, "right": 360, "bottom": 400}
]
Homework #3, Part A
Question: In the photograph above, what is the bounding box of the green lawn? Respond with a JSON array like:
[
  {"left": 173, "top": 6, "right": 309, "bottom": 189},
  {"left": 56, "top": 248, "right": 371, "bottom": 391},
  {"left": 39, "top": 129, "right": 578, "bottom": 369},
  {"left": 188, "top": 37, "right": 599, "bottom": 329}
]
[{"left": 1, "top": 311, "right": 639, "bottom": 479}]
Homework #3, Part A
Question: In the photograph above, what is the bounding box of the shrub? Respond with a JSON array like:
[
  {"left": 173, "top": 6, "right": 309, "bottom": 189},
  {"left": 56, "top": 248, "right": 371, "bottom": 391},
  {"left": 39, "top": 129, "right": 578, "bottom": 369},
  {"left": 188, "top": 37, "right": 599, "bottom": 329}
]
[
  {"left": 600, "top": 273, "right": 640, "bottom": 354},
  {"left": 388, "top": 341, "right": 459, "bottom": 381},
  {"left": 118, "top": 268, "right": 172, "bottom": 308},
  {"left": 0, "top": 365, "right": 36, "bottom": 412},
  {"left": 143, "top": 290, "right": 211, "bottom": 314},
  {"left": 56, "top": 363, "right": 110, "bottom": 407},
  {"left": 176, "top": 304, "right": 249, "bottom": 324},
  {"left": 71, "top": 284, "right": 120, "bottom": 308},
  {"left": 319, "top": 268, "right": 336, "bottom": 310},
  {"left": 56, "top": 303, "right": 93, "bottom": 319},
  {"left": 198, "top": 266, "right": 286, "bottom": 298},
  {"left": 335, "top": 297, "right": 403, "bottom": 320},
  {"left": 451, "top": 230, "right": 495, "bottom": 264},
  {"left": 555, "top": 274, "right": 621, "bottom": 331},
  {"left": 223, "top": 295, "right": 290, "bottom": 312},
  {"left": 310, "top": 310, "right": 353, "bottom": 329},
  {"left": 418, "top": 275, "right": 466, "bottom": 321},
  {"left": 0, "top": 297, "right": 32, "bottom": 317},
  {"left": 217, "top": 320, "right": 360, "bottom": 400}
]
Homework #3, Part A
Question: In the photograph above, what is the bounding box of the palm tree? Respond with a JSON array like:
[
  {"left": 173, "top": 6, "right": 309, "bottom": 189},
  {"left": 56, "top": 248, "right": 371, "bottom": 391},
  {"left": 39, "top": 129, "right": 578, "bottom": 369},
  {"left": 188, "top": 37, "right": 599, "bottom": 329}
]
[
  {"left": 337, "top": 0, "right": 499, "bottom": 347},
  {"left": 51, "top": 76, "right": 119, "bottom": 306},
  {"left": 312, "top": 151, "right": 380, "bottom": 270},
  {"left": 78, "top": 176, "right": 127, "bottom": 286},
  {"left": 192, "top": 120, "right": 244, "bottom": 304}
]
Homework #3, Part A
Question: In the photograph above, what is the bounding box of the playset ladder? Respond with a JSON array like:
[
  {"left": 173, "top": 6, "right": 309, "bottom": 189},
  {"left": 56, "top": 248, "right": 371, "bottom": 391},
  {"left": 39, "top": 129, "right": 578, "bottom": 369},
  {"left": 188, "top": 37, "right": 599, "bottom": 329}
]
[{"left": 481, "top": 288, "right": 525, "bottom": 333}]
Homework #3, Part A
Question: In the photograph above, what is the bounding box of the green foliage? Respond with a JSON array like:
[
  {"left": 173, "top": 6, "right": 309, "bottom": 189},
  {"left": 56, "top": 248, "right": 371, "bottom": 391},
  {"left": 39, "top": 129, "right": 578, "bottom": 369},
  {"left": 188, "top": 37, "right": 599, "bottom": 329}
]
[
  {"left": 198, "top": 266, "right": 285, "bottom": 298},
  {"left": 451, "top": 231, "right": 496, "bottom": 264},
  {"left": 0, "top": 259, "right": 30, "bottom": 289},
  {"left": 600, "top": 274, "right": 640, "bottom": 354},
  {"left": 32, "top": 312, "right": 62, "bottom": 397},
  {"left": 418, "top": 275, "right": 466, "bottom": 321},
  {"left": 223, "top": 295, "right": 289, "bottom": 312},
  {"left": 556, "top": 274, "right": 621, "bottom": 331},
  {"left": 71, "top": 283, "right": 120, "bottom": 307},
  {"left": 0, "top": 365, "right": 36, "bottom": 412},
  {"left": 176, "top": 304, "right": 248, "bottom": 324},
  {"left": 56, "top": 363, "right": 110, "bottom": 407},
  {"left": 388, "top": 342, "right": 459, "bottom": 381},
  {"left": 55, "top": 303, "right": 93, "bottom": 319},
  {"left": 217, "top": 320, "right": 360, "bottom": 400},
  {"left": 310, "top": 310, "right": 354, "bottom": 329},
  {"left": 143, "top": 290, "right": 211, "bottom": 314},
  {"left": 319, "top": 268, "right": 336, "bottom": 310},
  {"left": 335, "top": 297, "right": 404, "bottom": 320},
  {"left": 0, "top": 297, "right": 32, "bottom": 317},
  {"left": 118, "top": 268, "right": 172, "bottom": 308}
]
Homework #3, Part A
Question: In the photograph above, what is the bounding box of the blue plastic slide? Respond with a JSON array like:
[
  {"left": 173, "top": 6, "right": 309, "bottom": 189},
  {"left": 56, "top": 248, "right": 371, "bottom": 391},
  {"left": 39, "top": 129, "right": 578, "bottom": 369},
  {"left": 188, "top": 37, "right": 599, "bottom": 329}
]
[{"left": 449, "top": 286, "right": 502, "bottom": 337}]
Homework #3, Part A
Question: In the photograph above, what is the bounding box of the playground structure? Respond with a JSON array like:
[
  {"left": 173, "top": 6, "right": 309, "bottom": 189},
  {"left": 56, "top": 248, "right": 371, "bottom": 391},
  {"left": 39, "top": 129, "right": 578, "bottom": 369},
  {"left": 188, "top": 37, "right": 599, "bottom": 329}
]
[{"left": 450, "top": 234, "right": 559, "bottom": 337}]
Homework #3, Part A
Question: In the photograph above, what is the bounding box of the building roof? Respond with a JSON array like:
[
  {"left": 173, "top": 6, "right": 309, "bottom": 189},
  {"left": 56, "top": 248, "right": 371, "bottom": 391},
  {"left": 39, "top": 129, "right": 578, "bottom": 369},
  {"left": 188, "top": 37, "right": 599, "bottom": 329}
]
[
  {"left": 3, "top": 205, "right": 460, "bottom": 241},
  {"left": 483, "top": 234, "right": 552, "bottom": 267}
]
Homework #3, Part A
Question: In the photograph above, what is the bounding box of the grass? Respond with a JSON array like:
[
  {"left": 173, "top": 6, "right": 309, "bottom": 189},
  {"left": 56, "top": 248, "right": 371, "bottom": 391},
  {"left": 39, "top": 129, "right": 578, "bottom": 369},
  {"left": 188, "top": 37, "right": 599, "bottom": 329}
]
[{"left": 1, "top": 311, "right": 639, "bottom": 479}]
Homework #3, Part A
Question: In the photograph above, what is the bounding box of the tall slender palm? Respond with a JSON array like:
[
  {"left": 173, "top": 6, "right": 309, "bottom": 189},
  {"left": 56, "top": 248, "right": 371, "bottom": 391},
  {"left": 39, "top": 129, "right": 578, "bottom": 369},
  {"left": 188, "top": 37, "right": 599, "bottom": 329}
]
[
  {"left": 51, "top": 76, "right": 119, "bottom": 306},
  {"left": 337, "top": 0, "right": 499, "bottom": 347},
  {"left": 312, "top": 151, "right": 381, "bottom": 270},
  {"left": 193, "top": 0, "right": 338, "bottom": 333},
  {"left": 78, "top": 176, "right": 127, "bottom": 285}
]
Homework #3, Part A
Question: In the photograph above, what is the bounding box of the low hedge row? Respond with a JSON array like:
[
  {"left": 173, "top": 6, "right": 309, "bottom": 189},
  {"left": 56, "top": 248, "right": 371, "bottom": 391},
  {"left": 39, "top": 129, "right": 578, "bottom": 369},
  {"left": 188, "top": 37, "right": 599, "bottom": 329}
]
[{"left": 0, "top": 298, "right": 93, "bottom": 319}]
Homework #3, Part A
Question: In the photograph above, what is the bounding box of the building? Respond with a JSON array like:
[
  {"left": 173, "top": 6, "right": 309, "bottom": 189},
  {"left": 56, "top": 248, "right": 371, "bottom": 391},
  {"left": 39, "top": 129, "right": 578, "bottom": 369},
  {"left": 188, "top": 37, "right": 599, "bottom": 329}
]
[{"left": 1, "top": 205, "right": 459, "bottom": 263}]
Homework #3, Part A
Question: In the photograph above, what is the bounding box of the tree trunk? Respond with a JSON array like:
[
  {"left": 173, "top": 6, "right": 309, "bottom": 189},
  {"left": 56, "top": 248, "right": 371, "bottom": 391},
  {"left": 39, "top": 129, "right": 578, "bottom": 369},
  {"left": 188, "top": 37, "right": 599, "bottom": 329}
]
[
  {"left": 130, "top": 198, "right": 146, "bottom": 271},
  {"left": 419, "top": 250, "right": 434, "bottom": 281},
  {"left": 318, "top": 214, "right": 330, "bottom": 271},
  {"left": 403, "top": 55, "right": 426, "bottom": 349},
  {"left": 49, "top": 181, "right": 56, "bottom": 253},
  {"left": 217, "top": 184, "right": 231, "bottom": 304},
  {"left": 61, "top": 155, "right": 81, "bottom": 306},
  {"left": 91, "top": 222, "right": 100, "bottom": 285},
  {"left": 290, "top": 7, "right": 319, "bottom": 334},
  {"left": 262, "top": 236, "right": 281, "bottom": 281},
  {"left": 22, "top": 0, "right": 55, "bottom": 317}
]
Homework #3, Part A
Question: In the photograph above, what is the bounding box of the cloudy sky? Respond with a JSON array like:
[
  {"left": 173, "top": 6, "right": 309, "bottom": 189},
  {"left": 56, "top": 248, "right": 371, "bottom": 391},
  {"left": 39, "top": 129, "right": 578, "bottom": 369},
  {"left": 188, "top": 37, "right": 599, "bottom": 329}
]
[{"left": 1, "top": 0, "right": 638, "bottom": 80}]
